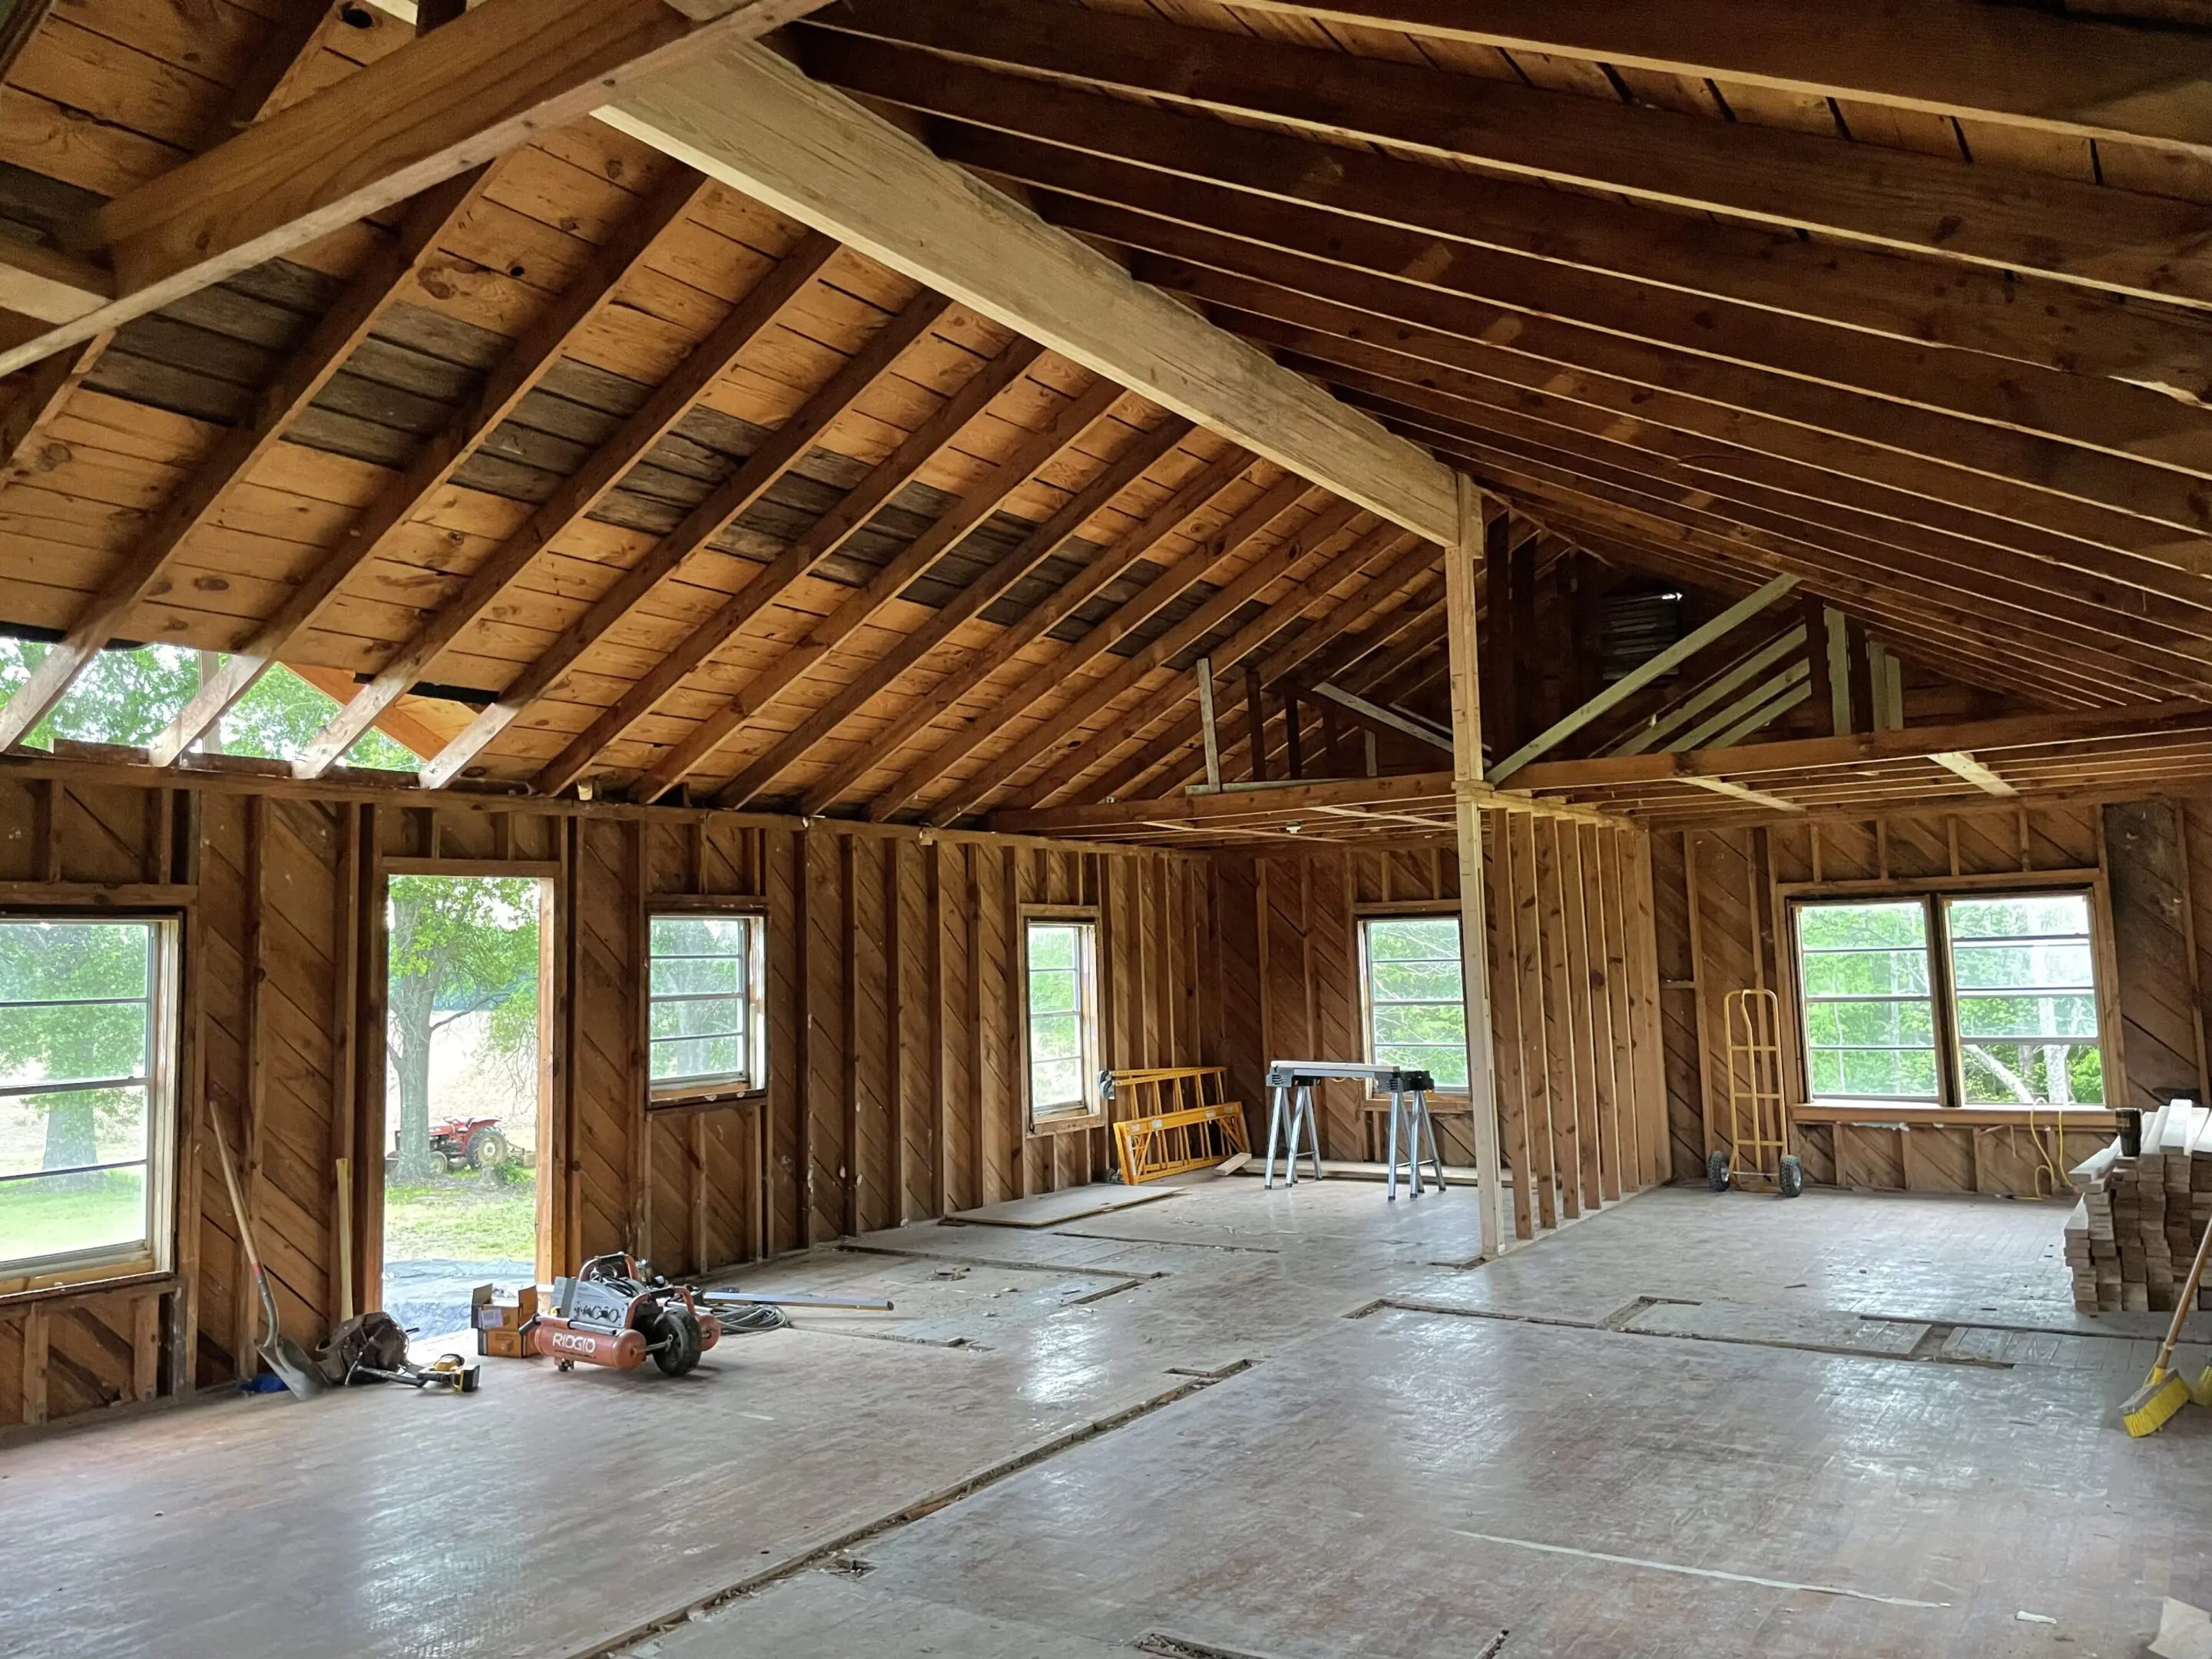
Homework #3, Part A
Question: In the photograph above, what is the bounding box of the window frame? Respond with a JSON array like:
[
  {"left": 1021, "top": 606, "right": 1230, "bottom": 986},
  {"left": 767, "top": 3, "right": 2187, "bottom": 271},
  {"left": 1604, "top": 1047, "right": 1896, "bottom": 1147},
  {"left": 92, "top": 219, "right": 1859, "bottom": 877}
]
[
  {"left": 1781, "top": 874, "right": 2120, "bottom": 1114},
  {"left": 0, "top": 909, "right": 184, "bottom": 1299},
  {"left": 1021, "top": 906, "right": 1104, "bottom": 1133},
  {"left": 1355, "top": 906, "right": 1472, "bottom": 1101},
  {"left": 644, "top": 902, "right": 767, "bottom": 1111}
]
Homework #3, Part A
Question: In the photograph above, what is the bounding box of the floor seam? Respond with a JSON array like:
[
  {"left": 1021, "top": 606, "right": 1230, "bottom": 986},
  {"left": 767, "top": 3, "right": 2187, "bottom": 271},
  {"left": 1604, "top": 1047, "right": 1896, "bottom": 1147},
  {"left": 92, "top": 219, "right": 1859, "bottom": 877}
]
[
  {"left": 1373, "top": 1298, "right": 2014, "bottom": 1368},
  {"left": 835, "top": 1242, "right": 1167, "bottom": 1280}
]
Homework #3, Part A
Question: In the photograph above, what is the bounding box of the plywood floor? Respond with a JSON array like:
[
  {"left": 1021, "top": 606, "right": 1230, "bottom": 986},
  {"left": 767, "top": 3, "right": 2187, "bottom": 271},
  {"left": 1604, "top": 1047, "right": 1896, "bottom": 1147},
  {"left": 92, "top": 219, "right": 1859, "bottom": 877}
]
[{"left": 5, "top": 1181, "right": 2208, "bottom": 1659}]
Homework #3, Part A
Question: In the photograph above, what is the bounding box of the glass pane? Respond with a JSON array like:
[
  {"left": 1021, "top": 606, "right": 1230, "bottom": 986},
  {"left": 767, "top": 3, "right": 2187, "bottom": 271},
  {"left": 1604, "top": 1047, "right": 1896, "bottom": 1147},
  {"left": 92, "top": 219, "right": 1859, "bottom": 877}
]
[
  {"left": 651, "top": 916, "right": 752, "bottom": 957},
  {"left": 651, "top": 1036, "right": 743, "bottom": 1083},
  {"left": 1960, "top": 1041, "right": 2105, "bottom": 1106},
  {"left": 1376, "top": 1045, "right": 1469, "bottom": 1088},
  {"left": 0, "top": 920, "right": 151, "bottom": 1002},
  {"left": 1373, "top": 1004, "right": 1468, "bottom": 1046},
  {"left": 1027, "top": 925, "right": 1077, "bottom": 971},
  {"left": 650, "top": 996, "right": 743, "bottom": 1041},
  {"left": 0, "top": 1164, "right": 147, "bottom": 1265},
  {"left": 0, "top": 1002, "right": 149, "bottom": 1088},
  {"left": 1801, "top": 950, "right": 1930, "bottom": 997},
  {"left": 1948, "top": 894, "right": 2090, "bottom": 941},
  {"left": 0, "top": 1087, "right": 146, "bottom": 1178},
  {"left": 1029, "top": 1012, "right": 1081, "bottom": 1063},
  {"left": 1028, "top": 969, "right": 1078, "bottom": 1018},
  {"left": 1950, "top": 943, "right": 2094, "bottom": 991},
  {"left": 1366, "top": 919, "right": 1459, "bottom": 961},
  {"left": 1836, "top": 1048, "right": 1939, "bottom": 1098},
  {"left": 1810, "top": 1050, "right": 1844, "bottom": 1094},
  {"left": 650, "top": 955, "right": 737, "bottom": 996},
  {"left": 1955, "top": 994, "right": 2099, "bottom": 1040},
  {"left": 1371, "top": 960, "right": 1462, "bottom": 1002},
  {"left": 1796, "top": 902, "right": 1928, "bottom": 951},
  {"left": 1805, "top": 999, "right": 1934, "bottom": 1048},
  {"left": 1031, "top": 1059, "right": 1084, "bottom": 1108}
]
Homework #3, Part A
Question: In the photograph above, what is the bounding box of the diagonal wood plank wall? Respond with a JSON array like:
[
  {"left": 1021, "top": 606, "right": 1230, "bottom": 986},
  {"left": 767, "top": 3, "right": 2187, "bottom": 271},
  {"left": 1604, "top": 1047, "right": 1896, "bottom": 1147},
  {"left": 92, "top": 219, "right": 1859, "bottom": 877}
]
[
  {"left": 1208, "top": 816, "right": 1669, "bottom": 1243},
  {"left": 0, "top": 770, "right": 1210, "bottom": 1432},
  {"left": 1652, "top": 796, "right": 2212, "bottom": 1198}
]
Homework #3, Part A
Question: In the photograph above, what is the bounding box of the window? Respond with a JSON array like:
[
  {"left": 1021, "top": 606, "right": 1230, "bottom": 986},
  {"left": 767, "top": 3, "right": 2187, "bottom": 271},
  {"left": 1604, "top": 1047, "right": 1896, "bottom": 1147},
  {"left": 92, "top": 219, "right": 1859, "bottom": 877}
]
[
  {"left": 1793, "top": 891, "right": 2104, "bottom": 1108},
  {"left": 0, "top": 916, "right": 179, "bottom": 1287},
  {"left": 1359, "top": 916, "right": 1469, "bottom": 1090},
  {"left": 1025, "top": 917, "right": 1100, "bottom": 1121},
  {"left": 647, "top": 913, "right": 764, "bottom": 1099}
]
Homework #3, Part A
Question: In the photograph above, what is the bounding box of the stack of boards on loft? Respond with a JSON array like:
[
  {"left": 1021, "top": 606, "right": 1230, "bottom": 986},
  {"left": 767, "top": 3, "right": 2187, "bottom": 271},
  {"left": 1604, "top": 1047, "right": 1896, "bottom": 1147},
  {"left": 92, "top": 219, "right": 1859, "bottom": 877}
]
[{"left": 2067, "top": 1101, "right": 2212, "bottom": 1313}]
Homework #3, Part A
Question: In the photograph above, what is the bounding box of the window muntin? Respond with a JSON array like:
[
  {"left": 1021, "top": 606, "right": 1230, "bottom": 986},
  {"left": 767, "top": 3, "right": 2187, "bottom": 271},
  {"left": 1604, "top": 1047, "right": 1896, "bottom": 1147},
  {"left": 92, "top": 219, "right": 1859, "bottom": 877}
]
[
  {"left": 1946, "top": 893, "right": 2103, "bottom": 1107},
  {"left": 1025, "top": 919, "right": 1098, "bottom": 1118},
  {"left": 647, "top": 913, "right": 763, "bottom": 1095},
  {"left": 1796, "top": 900, "right": 1939, "bottom": 1101},
  {"left": 0, "top": 917, "right": 175, "bottom": 1282},
  {"left": 1793, "top": 890, "right": 2104, "bottom": 1109},
  {"left": 1359, "top": 916, "right": 1469, "bottom": 1088}
]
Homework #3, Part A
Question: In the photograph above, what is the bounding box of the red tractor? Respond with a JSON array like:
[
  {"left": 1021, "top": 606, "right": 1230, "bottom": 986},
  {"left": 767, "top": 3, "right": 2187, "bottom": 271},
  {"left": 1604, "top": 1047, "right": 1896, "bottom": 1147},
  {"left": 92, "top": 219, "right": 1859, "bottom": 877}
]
[{"left": 428, "top": 1114, "right": 511, "bottom": 1171}]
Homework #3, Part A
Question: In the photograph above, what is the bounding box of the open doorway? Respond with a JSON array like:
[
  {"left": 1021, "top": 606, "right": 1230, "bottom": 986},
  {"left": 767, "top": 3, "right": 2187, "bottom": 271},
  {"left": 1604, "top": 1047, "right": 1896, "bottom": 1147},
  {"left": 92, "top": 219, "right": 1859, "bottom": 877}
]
[{"left": 380, "top": 874, "right": 549, "bottom": 1339}]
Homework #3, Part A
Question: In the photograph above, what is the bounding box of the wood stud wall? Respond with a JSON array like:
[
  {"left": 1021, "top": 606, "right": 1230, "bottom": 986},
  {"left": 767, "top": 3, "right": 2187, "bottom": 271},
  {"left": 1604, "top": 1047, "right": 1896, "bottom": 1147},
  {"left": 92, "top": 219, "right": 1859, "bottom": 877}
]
[
  {"left": 1652, "top": 796, "right": 2212, "bottom": 1198},
  {"left": 1212, "top": 817, "right": 1667, "bottom": 1244},
  {"left": 0, "top": 770, "right": 1210, "bottom": 1432}
]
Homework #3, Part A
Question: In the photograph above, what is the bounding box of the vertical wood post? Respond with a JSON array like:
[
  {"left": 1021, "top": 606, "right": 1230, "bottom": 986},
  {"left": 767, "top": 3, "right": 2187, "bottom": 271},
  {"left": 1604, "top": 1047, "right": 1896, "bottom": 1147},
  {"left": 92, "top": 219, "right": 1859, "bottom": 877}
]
[{"left": 1445, "top": 473, "right": 1505, "bottom": 1259}]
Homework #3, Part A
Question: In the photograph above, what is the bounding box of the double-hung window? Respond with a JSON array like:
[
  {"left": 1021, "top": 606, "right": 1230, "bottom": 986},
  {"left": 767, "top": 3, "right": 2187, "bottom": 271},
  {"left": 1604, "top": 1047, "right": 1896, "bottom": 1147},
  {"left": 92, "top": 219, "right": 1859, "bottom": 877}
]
[
  {"left": 1794, "top": 890, "right": 2104, "bottom": 1108},
  {"left": 0, "top": 916, "right": 180, "bottom": 1288},
  {"left": 1358, "top": 915, "right": 1470, "bottom": 1090},
  {"left": 1025, "top": 915, "right": 1101, "bottom": 1124},
  {"left": 647, "top": 912, "right": 766, "bottom": 1101}
]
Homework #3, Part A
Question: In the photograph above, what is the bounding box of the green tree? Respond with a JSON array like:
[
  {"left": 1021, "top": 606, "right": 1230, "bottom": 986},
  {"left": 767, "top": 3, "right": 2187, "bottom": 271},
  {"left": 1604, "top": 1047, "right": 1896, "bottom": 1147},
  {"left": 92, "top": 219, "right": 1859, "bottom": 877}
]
[
  {"left": 0, "top": 921, "right": 152, "bottom": 1177},
  {"left": 386, "top": 877, "right": 540, "bottom": 1181}
]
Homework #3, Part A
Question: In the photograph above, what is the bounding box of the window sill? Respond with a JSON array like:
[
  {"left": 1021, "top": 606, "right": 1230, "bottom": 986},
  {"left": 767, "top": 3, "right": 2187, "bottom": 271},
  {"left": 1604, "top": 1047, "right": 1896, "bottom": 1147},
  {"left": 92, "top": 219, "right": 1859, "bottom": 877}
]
[
  {"left": 1793, "top": 1101, "right": 2118, "bottom": 1129},
  {"left": 0, "top": 1263, "right": 171, "bottom": 1308},
  {"left": 647, "top": 1084, "right": 765, "bottom": 1116},
  {"left": 1028, "top": 1107, "right": 1105, "bottom": 1137}
]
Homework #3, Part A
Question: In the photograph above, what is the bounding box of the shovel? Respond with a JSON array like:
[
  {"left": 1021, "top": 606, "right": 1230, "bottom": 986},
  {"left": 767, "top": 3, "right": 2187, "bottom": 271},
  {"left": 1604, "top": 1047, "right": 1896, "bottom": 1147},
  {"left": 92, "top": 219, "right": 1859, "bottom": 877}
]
[{"left": 210, "top": 1109, "right": 326, "bottom": 1399}]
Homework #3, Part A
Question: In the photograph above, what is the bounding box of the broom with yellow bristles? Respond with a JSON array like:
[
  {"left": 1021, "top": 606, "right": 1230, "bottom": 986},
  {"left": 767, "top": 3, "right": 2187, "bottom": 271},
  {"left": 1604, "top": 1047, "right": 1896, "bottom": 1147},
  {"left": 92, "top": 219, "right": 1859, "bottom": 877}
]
[{"left": 2122, "top": 1206, "right": 2212, "bottom": 1436}]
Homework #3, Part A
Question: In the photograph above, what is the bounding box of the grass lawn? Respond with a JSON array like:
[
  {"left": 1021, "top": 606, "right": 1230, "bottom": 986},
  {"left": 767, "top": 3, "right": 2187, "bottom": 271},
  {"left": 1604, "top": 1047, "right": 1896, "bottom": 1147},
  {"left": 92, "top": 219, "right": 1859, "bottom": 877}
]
[
  {"left": 384, "top": 1167, "right": 537, "bottom": 1261},
  {"left": 0, "top": 1168, "right": 144, "bottom": 1263}
]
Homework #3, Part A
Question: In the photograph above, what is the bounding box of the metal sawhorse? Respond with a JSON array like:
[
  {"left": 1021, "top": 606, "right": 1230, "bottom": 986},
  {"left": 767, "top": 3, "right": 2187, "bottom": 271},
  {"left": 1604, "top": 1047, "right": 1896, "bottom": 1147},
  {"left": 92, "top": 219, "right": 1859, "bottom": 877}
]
[{"left": 1263, "top": 1060, "right": 1444, "bottom": 1200}]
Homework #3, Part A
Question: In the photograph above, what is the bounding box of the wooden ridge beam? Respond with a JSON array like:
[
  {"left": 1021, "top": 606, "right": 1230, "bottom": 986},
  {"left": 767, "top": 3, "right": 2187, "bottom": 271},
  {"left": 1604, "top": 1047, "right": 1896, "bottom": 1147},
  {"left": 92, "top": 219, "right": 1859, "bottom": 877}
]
[
  {"left": 816, "top": 31, "right": 2212, "bottom": 432},
  {"left": 632, "top": 371, "right": 1129, "bottom": 803},
  {"left": 870, "top": 469, "right": 1313, "bottom": 821},
  {"left": 155, "top": 164, "right": 715, "bottom": 770},
  {"left": 0, "top": 0, "right": 829, "bottom": 379},
  {"left": 1221, "top": 0, "right": 2212, "bottom": 160},
  {"left": 290, "top": 230, "right": 843, "bottom": 778},
  {"left": 512, "top": 323, "right": 1035, "bottom": 796},
  {"left": 0, "top": 171, "right": 494, "bottom": 755},
  {"left": 1505, "top": 701, "right": 2212, "bottom": 793},
  {"left": 809, "top": 0, "right": 2212, "bottom": 306},
  {"left": 447, "top": 288, "right": 962, "bottom": 792},
  {"left": 711, "top": 412, "right": 1194, "bottom": 810},
  {"left": 1025, "top": 521, "right": 1419, "bottom": 808},
  {"left": 601, "top": 38, "right": 1455, "bottom": 540},
  {"left": 796, "top": 442, "right": 1254, "bottom": 816},
  {"left": 919, "top": 494, "right": 1368, "bottom": 823}
]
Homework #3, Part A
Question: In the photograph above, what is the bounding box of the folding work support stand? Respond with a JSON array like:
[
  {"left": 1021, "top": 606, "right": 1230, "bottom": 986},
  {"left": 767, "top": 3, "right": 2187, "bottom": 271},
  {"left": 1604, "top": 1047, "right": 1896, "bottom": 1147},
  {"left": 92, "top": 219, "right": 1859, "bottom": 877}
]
[{"left": 1263, "top": 1061, "right": 1443, "bottom": 1200}]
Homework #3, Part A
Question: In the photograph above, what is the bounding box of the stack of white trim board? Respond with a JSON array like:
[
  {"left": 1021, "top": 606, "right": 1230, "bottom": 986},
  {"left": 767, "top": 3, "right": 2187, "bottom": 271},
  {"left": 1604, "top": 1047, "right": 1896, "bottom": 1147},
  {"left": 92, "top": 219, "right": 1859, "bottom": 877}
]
[{"left": 2066, "top": 1101, "right": 2212, "bottom": 1312}]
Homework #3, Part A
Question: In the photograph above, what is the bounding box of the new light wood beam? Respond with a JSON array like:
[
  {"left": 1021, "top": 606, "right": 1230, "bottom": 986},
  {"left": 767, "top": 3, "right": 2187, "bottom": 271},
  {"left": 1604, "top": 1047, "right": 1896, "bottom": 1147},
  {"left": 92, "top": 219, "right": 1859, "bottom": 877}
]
[
  {"left": 601, "top": 38, "right": 1455, "bottom": 541},
  {"left": 1224, "top": 0, "right": 2212, "bottom": 161},
  {"left": 1308, "top": 683, "right": 1450, "bottom": 753},
  {"left": 1681, "top": 776, "right": 1805, "bottom": 815},
  {"left": 0, "top": 171, "right": 494, "bottom": 755},
  {"left": 811, "top": 0, "right": 2212, "bottom": 307},
  {"left": 154, "top": 164, "right": 714, "bottom": 769},
  {"left": 820, "top": 31, "right": 2212, "bottom": 429},
  {"left": 1929, "top": 750, "right": 2018, "bottom": 797},
  {"left": 875, "top": 469, "right": 1313, "bottom": 821},
  {"left": 714, "top": 409, "right": 1190, "bottom": 810},
  {"left": 449, "top": 288, "right": 963, "bottom": 791},
  {"left": 1612, "top": 626, "right": 1810, "bottom": 757},
  {"left": 924, "top": 495, "right": 1366, "bottom": 822},
  {"left": 794, "top": 438, "right": 1248, "bottom": 816},
  {"left": 0, "top": 0, "right": 832, "bottom": 379},
  {"left": 1029, "top": 521, "right": 1417, "bottom": 807},
  {"left": 290, "top": 230, "right": 841, "bottom": 778},
  {"left": 1503, "top": 700, "right": 2212, "bottom": 793},
  {"left": 632, "top": 372, "right": 1128, "bottom": 803}
]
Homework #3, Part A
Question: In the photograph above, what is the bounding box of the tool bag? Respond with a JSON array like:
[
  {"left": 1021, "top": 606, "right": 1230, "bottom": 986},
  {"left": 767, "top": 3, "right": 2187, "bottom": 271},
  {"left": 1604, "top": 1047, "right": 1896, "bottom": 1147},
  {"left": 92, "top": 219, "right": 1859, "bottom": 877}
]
[{"left": 313, "top": 1312, "right": 412, "bottom": 1386}]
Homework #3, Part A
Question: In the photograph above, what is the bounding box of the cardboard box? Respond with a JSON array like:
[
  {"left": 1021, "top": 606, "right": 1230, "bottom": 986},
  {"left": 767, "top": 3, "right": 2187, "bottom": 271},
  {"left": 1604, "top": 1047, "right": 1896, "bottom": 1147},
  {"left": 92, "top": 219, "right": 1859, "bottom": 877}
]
[{"left": 471, "top": 1283, "right": 541, "bottom": 1357}]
